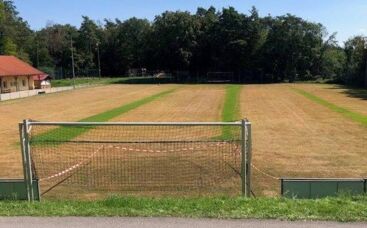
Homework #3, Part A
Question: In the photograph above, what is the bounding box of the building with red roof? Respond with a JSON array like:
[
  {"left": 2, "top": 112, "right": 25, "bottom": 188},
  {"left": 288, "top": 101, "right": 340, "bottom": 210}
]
[{"left": 0, "top": 55, "right": 50, "bottom": 93}]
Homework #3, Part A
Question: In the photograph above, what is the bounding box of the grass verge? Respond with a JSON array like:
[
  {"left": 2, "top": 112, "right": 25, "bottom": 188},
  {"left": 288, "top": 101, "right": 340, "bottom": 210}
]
[
  {"left": 33, "top": 88, "right": 177, "bottom": 143},
  {"left": 52, "top": 77, "right": 172, "bottom": 87},
  {"left": 221, "top": 85, "right": 241, "bottom": 139},
  {"left": 1, "top": 195, "right": 367, "bottom": 221},
  {"left": 52, "top": 77, "right": 124, "bottom": 87},
  {"left": 292, "top": 88, "right": 367, "bottom": 127}
]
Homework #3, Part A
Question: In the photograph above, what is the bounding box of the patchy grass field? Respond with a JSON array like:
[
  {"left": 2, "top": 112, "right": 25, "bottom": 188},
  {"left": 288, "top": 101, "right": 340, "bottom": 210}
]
[
  {"left": 30, "top": 85, "right": 243, "bottom": 199},
  {"left": 240, "top": 84, "right": 367, "bottom": 196},
  {"left": 293, "top": 84, "right": 367, "bottom": 116},
  {"left": 0, "top": 84, "right": 176, "bottom": 178},
  {"left": 1, "top": 83, "right": 366, "bottom": 199}
]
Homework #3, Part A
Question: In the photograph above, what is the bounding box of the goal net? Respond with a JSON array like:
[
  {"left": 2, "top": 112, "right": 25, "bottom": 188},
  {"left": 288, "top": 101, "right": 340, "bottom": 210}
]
[
  {"left": 206, "top": 72, "right": 235, "bottom": 82},
  {"left": 20, "top": 120, "right": 251, "bottom": 199}
]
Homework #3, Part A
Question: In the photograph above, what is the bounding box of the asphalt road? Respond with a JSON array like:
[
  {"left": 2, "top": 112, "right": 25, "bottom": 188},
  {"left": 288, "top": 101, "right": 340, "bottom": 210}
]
[{"left": 0, "top": 217, "right": 366, "bottom": 228}]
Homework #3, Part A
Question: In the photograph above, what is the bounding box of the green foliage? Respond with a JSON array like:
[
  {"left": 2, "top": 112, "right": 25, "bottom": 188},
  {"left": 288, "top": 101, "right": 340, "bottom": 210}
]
[
  {"left": 0, "top": 0, "right": 33, "bottom": 61},
  {"left": 1, "top": 195, "right": 367, "bottom": 221},
  {"left": 343, "top": 36, "right": 367, "bottom": 87},
  {"left": 293, "top": 88, "right": 367, "bottom": 127},
  {"left": 51, "top": 77, "right": 122, "bottom": 87},
  {"left": 0, "top": 1, "right": 366, "bottom": 87}
]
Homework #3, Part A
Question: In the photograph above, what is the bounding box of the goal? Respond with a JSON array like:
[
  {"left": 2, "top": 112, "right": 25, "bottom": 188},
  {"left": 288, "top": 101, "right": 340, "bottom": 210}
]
[
  {"left": 19, "top": 119, "right": 252, "bottom": 200},
  {"left": 206, "top": 72, "right": 235, "bottom": 82}
]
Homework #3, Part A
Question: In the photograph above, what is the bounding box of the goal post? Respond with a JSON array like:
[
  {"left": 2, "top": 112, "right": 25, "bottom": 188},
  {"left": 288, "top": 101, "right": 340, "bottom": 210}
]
[
  {"left": 19, "top": 119, "right": 36, "bottom": 201},
  {"left": 19, "top": 119, "right": 252, "bottom": 200}
]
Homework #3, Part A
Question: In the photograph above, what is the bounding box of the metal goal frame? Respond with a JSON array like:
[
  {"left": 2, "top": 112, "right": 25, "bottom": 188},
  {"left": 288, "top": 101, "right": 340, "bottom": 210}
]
[{"left": 19, "top": 119, "right": 252, "bottom": 201}]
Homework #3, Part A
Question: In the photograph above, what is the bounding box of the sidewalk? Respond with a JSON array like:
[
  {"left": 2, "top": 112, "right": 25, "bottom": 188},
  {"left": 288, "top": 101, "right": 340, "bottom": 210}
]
[{"left": 0, "top": 217, "right": 365, "bottom": 228}]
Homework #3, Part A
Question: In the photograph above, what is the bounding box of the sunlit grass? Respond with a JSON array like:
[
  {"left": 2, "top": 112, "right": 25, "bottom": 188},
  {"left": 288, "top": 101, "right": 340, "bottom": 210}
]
[
  {"left": 221, "top": 85, "right": 242, "bottom": 140},
  {"left": 292, "top": 88, "right": 367, "bottom": 127},
  {"left": 32, "top": 88, "right": 177, "bottom": 143}
]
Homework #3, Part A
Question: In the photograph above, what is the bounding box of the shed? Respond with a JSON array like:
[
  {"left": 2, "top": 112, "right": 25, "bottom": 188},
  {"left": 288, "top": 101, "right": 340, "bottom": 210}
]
[
  {"left": 0, "top": 56, "right": 48, "bottom": 93},
  {"left": 33, "top": 75, "right": 52, "bottom": 89}
]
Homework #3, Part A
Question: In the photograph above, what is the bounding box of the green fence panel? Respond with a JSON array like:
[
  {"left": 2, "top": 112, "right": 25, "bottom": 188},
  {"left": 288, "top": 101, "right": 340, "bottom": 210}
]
[
  {"left": 281, "top": 178, "right": 365, "bottom": 199},
  {"left": 0, "top": 179, "right": 40, "bottom": 200}
]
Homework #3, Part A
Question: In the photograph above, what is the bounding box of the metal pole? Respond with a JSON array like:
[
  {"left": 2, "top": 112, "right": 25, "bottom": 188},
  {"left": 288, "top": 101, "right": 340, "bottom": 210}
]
[
  {"left": 241, "top": 119, "right": 247, "bottom": 196},
  {"left": 70, "top": 37, "right": 76, "bottom": 89},
  {"left": 97, "top": 42, "right": 101, "bottom": 79},
  {"left": 19, "top": 123, "right": 29, "bottom": 200},
  {"left": 23, "top": 119, "right": 34, "bottom": 201},
  {"left": 36, "top": 42, "right": 39, "bottom": 68},
  {"left": 245, "top": 121, "right": 252, "bottom": 197},
  {"left": 27, "top": 121, "right": 242, "bottom": 126}
]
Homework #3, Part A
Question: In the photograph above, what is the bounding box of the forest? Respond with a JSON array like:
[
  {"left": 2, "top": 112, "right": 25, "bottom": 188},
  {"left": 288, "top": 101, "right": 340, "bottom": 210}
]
[{"left": 0, "top": 0, "right": 366, "bottom": 86}]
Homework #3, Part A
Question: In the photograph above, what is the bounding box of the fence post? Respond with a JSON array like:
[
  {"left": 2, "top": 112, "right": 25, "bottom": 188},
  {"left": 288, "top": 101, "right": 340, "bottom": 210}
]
[
  {"left": 23, "top": 119, "right": 34, "bottom": 201},
  {"left": 241, "top": 119, "right": 247, "bottom": 196},
  {"left": 245, "top": 120, "right": 252, "bottom": 197}
]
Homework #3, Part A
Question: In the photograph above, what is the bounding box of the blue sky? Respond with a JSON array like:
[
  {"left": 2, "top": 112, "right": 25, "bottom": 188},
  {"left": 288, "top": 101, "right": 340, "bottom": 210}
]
[{"left": 13, "top": 0, "right": 367, "bottom": 44}]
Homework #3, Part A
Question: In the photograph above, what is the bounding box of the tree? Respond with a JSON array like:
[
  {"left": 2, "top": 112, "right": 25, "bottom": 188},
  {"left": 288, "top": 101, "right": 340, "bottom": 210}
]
[
  {"left": 76, "top": 16, "right": 102, "bottom": 70},
  {"left": 0, "top": 0, "right": 33, "bottom": 61},
  {"left": 150, "top": 11, "right": 198, "bottom": 71},
  {"left": 343, "top": 36, "right": 367, "bottom": 86}
]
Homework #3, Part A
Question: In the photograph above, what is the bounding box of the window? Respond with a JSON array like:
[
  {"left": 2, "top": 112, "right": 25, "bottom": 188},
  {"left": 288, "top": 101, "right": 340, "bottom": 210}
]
[
  {"left": 3, "top": 81, "right": 7, "bottom": 88},
  {"left": 22, "top": 80, "right": 26, "bottom": 87}
]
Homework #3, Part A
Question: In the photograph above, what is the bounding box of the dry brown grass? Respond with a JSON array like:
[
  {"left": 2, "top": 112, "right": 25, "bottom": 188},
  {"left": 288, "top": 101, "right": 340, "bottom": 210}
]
[
  {"left": 111, "top": 85, "right": 225, "bottom": 122},
  {"left": 0, "top": 84, "right": 176, "bottom": 178},
  {"left": 28, "top": 85, "right": 240, "bottom": 198},
  {"left": 4, "top": 83, "right": 366, "bottom": 198},
  {"left": 240, "top": 84, "right": 367, "bottom": 196},
  {"left": 293, "top": 83, "right": 367, "bottom": 115}
]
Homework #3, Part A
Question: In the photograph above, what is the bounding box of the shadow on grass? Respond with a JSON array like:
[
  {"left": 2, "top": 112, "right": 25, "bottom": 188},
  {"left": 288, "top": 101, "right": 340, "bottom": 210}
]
[{"left": 326, "top": 85, "right": 367, "bottom": 101}]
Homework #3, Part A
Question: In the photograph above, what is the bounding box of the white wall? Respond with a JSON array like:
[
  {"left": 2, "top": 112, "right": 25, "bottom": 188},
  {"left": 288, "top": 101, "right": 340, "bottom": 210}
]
[
  {"left": 0, "top": 84, "right": 90, "bottom": 101},
  {"left": 0, "top": 76, "right": 34, "bottom": 92}
]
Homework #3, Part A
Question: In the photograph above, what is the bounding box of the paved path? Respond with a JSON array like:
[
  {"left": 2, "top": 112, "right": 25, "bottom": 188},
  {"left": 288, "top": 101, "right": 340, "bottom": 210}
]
[{"left": 0, "top": 217, "right": 366, "bottom": 228}]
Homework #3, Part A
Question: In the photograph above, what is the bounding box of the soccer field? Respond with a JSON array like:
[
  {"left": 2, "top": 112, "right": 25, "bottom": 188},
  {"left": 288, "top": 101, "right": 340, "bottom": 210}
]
[
  {"left": 242, "top": 84, "right": 367, "bottom": 196},
  {"left": 1, "top": 83, "right": 366, "bottom": 198}
]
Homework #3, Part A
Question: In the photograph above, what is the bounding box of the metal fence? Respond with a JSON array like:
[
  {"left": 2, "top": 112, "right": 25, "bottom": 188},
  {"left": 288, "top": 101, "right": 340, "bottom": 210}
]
[{"left": 19, "top": 119, "right": 252, "bottom": 201}]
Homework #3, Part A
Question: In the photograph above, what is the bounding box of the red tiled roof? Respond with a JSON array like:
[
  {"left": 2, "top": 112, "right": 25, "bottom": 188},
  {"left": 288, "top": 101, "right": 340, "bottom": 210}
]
[{"left": 0, "top": 56, "right": 47, "bottom": 77}]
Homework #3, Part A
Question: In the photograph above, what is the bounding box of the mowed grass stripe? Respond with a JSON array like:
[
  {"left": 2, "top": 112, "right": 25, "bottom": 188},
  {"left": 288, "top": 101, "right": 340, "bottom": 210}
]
[
  {"left": 34, "top": 88, "right": 177, "bottom": 142},
  {"left": 292, "top": 88, "right": 367, "bottom": 127},
  {"left": 221, "top": 85, "right": 241, "bottom": 139}
]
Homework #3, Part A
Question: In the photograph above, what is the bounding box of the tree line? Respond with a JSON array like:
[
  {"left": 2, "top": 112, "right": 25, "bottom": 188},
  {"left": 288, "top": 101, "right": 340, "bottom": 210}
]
[{"left": 0, "top": 0, "right": 366, "bottom": 86}]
